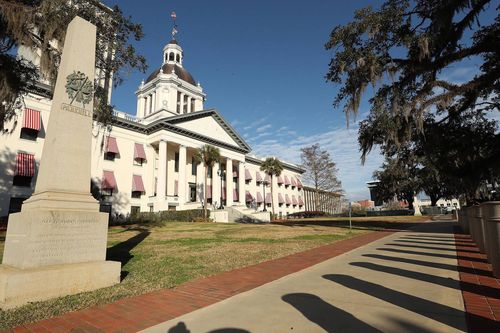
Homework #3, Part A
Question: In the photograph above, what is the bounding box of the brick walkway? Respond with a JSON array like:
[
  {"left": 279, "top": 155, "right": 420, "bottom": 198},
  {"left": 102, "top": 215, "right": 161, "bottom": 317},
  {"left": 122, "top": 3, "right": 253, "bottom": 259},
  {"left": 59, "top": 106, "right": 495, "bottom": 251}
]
[
  {"left": 454, "top": 231, "right": 500, "bottom": 332},
  {"left": 4, "top": 230, "right": 394, "bottom": 333}
]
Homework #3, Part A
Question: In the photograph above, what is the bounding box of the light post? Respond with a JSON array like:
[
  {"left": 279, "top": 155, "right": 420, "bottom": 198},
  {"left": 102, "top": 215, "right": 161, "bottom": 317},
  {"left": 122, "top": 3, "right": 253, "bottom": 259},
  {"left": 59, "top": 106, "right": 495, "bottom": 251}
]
[{"left": 217, "top": 169, "right": 225, "bottom": 210}]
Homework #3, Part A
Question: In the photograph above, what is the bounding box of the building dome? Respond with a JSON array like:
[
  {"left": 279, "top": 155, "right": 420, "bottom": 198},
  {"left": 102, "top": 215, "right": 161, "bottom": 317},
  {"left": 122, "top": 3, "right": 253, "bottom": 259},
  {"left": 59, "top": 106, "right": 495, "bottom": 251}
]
[{"left": 145, "top": 63, "right": 196, "bottom": 86}]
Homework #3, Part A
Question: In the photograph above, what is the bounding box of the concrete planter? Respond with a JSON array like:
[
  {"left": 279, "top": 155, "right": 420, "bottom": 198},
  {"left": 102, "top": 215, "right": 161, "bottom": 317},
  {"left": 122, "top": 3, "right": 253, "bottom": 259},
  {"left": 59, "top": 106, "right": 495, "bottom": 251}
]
[
  {"left": 458, "top": 209, "right": 469, "bottom": 234},
  {"left": 469, "top": 205, "right": 487, "bottom": 254},
  {"left": 466, "top": 206, "right": 477, "bottom": 246},
  {"left": 482, "top": 201, "right": 500, "bottom": 277}
]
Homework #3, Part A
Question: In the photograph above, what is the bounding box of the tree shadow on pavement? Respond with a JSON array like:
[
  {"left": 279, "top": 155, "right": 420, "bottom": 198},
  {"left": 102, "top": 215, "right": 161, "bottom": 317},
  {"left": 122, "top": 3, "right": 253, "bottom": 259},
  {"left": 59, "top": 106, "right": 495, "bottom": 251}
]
[
  {"left": 362, "top": 253, "right": 492, "bottom": 277},
  {"left": 167, "top": 321, "right": 249, "bottom": 333},
  {"left": 349, "top": 261, "right": 500, "bottom": 299},
  {"left": 323, "top": 274, "right": 499, "bottom": 332},
  {"left": 384, "top": 242, "right": 479, "bottom": 253},
  {"left": 281, "top": 293, "right": 383, "bottom": 333}
]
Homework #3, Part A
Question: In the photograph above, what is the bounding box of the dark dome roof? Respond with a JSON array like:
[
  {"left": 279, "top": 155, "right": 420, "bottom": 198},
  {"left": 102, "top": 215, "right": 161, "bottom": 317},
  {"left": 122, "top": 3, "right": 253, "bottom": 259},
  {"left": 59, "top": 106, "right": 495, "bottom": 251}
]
[
  {"left": 145, "top": 63, "right": 196, "bottom": 85},
  {"left": 168, "top": 39, "right": 178, "bottom": 45}
]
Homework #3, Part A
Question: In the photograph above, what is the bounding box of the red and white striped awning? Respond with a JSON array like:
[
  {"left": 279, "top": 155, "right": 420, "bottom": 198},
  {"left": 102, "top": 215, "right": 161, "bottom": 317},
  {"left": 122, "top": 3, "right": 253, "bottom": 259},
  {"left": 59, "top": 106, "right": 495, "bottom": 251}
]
[
  {"left": 291, "top": 177, "right": 297, "bottom": 187},
  {"left": 132, "top": 175, "right": 145, "bottom": 192},
  {"left": 265, "top": 193, "right": 272, "bottom": 204},
  {"left": 284, "top": 175, "right": 291, "bottom": 186},
  {"left": 245, "top": 191, "right": 253, "bottom": 202},
  {"left": 15, "top": 153, "right": 35, "bottom": 176},
  {"left": 277, "top": 176, "right": 284, "bottom": 185},
  {"left": 256, "top": 192, "right": 264, "bottom": 203},
  {"left": 233, "top": 188, "right": 238, "bottom": 201},
  {"left": 101, "top": 171, "right": 117, "bottom": 190},
  {"left": 292, "top": 195, "right": 298, "bottom": 206},
  {"left": 22, "top": 108, "right": 41, "bottom": 131},
  {"left": 134, "top": 143, "right": 146, "bottom": 161},
  {"left": 297, "top": 179, "right": 303, "bottom": 189},
  {"left": 298, "top": 196, "right": 304, "bottom": 206},
  {"left": 256, "top": 172, "right": 263, "bottom": 183},
  {"left": 278, "top": 193, "right": 285, "bottom": 204},
  {"left": 105, "top": 137, "right": 119, "bottom": 154},
  {"left": 285, "top": 194, "right": 291, "bottom": 205},
  {"left": 245, "top": 168, "right": 253, "bottom": 181}
]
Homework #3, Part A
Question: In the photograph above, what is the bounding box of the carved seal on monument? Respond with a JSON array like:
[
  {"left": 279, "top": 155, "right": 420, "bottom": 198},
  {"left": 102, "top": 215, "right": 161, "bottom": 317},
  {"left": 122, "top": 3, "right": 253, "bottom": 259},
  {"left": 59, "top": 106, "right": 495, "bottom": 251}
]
[{"left": 65, "top": 71, "right": 93, "bottom": 107}]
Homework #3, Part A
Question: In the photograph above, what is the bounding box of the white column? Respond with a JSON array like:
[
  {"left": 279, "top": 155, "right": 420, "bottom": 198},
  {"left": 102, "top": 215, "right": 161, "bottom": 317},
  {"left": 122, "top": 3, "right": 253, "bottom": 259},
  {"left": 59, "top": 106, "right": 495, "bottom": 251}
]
[
  {"left": 137, "top": 94, "right": 143, "bottom": 118},
  {"left": 157, "top": 140, "right": 167, "bottom": 201},
  {"left": 196, "top": 162, "right": 205, "bottom": 203},
  {"left": 238, "top": 162, "right": 245, "bottom": 205},
  {"left": 143, "top": 97, "right": 148, "bottom": 116},
  {"left": 226, "top": 158, "right": 233, "bottom": 207},
  {"left": 151, "top": 92, "right": 156, "bottom": 113},
  {"left": 179, "top": 93, "right": 185, "bottom": 114},
  {"left": 212, "top": 162, "right": 221, "bottom": 208},
  {"left": 178, "top": 145, "right": 187, "bottom": 204},
  {"left": 187, "top": 96, "right": 192, "bottom": 113}
]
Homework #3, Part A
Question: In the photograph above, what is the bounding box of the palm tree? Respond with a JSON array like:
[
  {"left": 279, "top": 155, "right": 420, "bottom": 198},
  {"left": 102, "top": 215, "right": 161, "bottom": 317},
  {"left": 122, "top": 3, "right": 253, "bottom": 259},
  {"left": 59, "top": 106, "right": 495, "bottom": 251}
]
[
  {"left": 195, "top": 144, "right": 220, "bottom": 221},
  {"left": 260, "top": 157, "right": 283, "bottom": 220}
]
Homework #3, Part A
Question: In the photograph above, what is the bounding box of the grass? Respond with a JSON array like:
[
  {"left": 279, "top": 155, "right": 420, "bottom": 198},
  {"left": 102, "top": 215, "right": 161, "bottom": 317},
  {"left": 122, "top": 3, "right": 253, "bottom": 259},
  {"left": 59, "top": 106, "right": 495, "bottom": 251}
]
[{"left": 0, "top": 216, "right": 423, "bottom": 328}]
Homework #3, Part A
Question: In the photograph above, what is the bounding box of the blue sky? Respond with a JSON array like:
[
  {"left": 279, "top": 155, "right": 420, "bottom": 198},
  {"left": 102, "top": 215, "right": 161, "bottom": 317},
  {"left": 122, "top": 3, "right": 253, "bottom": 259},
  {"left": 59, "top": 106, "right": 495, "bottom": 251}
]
[{"left": 100, "top": 1, "right": 383, "bottom": 200}]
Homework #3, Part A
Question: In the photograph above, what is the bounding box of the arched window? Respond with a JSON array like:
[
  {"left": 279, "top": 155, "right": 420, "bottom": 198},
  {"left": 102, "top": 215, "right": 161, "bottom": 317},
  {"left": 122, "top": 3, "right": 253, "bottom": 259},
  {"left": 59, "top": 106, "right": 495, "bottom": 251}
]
[
  {"left": 176, "top": 54, "right": 180, "bottom": 62},
  {"left": 169, "top": 52, "right": 174, "bottom": 61}
]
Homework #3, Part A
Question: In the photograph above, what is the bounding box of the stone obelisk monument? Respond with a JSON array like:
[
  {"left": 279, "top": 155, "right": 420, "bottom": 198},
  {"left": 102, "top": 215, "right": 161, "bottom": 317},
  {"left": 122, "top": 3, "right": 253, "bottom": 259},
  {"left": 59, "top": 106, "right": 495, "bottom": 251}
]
[{"left": 0, "top": 17, "right": 120, "bottom": 309}]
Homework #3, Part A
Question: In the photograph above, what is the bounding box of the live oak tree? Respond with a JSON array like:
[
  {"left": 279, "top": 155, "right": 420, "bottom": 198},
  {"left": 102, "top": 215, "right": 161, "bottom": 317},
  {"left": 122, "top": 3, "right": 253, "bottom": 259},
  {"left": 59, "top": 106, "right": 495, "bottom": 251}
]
[
  {"left": 0, "top": 0, "right": 147, "bottom": 129},
  {"left": 300, "top": 144, "right": 342, "bottom": 211},
  {"left": 326, "top": 0, "right": 499, "bottom": 202},
  {"left": 195, "top": 144, "right": 220, "bottom": 221},
  {"left": 260, "top": 157, "right": 283, "bottom": 219}
]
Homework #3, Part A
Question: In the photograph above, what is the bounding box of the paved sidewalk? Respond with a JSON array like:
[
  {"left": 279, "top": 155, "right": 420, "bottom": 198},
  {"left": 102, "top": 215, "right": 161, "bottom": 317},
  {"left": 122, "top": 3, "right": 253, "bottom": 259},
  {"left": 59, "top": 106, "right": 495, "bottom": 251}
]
[
  {"left": 142, "top": 222, "right": 491, "bottom": 333},
  {"left": 6, "top": 229, "right": 393, "bottom": 333}
]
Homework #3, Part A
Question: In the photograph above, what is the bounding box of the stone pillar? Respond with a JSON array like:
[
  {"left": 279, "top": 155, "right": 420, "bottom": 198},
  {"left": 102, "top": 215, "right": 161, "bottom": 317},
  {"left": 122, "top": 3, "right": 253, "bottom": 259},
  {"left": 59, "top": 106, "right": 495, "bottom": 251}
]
[
  {"left": 0, "top": 16, "right": 120, "bottom": 310},
  {"left": 238, "top": 162, "right": 245, "bottom": 205},
  {"left": 178, "top": 145, "right": 187, "bottom": 204},
  {"left": 212, "top": 162, "right": 221, "bottom": 208},
  {"left": 226, "top": 158, "right": 233, "bottom": 207},
  {"left": 157, "top": 140, "right": 168, "bottom": 200},
  {"left": 143, "top": 96, "right": 148, "bottom": 116}
]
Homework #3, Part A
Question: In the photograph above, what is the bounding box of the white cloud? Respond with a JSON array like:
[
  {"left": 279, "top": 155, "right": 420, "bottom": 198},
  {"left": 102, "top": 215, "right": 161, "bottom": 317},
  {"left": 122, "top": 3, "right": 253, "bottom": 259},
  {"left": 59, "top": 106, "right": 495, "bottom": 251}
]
[
  {"left": 249, "top": 124, "right": 384, "bottom": 201},
  {"left": 255, "top": 124, "right": 272, "bottom": 133}
]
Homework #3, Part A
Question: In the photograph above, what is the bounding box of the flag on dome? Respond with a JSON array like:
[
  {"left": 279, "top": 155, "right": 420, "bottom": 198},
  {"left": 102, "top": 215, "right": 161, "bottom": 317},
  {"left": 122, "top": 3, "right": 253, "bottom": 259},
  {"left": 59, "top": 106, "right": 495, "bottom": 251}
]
[
  {"left": 171, "top": 11, "right": 177, "bottom": 20},
  {"left": 172, "top": 27, "right": 178, "bottom": 36}
]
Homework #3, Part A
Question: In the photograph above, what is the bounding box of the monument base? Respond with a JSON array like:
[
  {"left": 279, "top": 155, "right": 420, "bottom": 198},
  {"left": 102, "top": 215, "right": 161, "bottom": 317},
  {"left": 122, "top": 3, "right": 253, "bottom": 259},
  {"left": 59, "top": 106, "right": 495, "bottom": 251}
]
[{"left": 0, "top": 261, "right": 120, "bottom": 310}]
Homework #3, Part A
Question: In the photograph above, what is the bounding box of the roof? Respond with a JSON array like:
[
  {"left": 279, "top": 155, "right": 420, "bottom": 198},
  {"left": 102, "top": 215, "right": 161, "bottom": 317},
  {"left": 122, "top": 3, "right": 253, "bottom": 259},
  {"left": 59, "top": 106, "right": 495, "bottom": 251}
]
[{"left": 145, "top": 63, "right": 196, "bottom": 86}]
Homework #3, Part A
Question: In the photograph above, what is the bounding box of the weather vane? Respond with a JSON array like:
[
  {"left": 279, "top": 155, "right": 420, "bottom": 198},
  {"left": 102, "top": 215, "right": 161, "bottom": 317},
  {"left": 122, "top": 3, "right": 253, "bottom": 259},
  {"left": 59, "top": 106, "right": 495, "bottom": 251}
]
[{"left": 171, "top": 11, "right": 178, "bottom": 39}]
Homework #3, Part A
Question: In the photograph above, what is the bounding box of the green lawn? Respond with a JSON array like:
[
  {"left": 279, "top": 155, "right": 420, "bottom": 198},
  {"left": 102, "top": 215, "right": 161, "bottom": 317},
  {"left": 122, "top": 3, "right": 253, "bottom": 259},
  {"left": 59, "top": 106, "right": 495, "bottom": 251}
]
[{"left": 0, "top": 217, "right": 423, "bottom": 328}]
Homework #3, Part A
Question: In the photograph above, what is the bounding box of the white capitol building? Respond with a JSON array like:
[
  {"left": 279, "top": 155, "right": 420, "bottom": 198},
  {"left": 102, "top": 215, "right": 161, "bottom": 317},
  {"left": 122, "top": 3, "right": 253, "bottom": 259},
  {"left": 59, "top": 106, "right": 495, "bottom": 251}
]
[{"left": 0, "top": 37, "right": 340, "bottom": 221}]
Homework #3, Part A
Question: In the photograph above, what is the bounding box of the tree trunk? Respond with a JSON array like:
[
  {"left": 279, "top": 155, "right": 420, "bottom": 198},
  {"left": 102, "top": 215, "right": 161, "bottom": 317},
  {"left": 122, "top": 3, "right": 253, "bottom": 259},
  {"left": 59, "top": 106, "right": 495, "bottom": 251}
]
[
  {"left": 430, "top": 194, "right": 439, "bottom": 206},
  {"left": 204, "top": 166, "right": 208, "bottom": 221},
  {"left": 270, "top": 175, "right": 275, "bottom": 220}
]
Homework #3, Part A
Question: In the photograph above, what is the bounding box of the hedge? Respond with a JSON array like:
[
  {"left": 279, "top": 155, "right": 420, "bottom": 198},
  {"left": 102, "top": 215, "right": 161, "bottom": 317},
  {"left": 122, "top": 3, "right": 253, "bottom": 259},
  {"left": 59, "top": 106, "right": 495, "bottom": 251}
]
[{"left": 109, "top": 209, "right": 208, "bottom": 226}]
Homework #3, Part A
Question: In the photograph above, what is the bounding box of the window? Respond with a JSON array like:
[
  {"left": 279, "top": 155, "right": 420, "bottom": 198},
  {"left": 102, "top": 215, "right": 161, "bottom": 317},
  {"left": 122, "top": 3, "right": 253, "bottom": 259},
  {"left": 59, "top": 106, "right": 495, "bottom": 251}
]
[
  {"left": 20, "top": 128, "right": 38, "bottom": 141},
  {"left": 9, "top": 197, "right": 27, "bottom": 214},
  {"left": 134, "top": 159, "right": 143, "bottom": 166},
  {"left": 189, "top": 183, "right": 196, "bottom": 202},
  {"left": 176, "top": 54, "right": 180, "bottom": 62},
  {"left": 183, "top": 94, "right": 188, "bottom": 114},
  {"left": 131, "top": 191, "right": 142, "bottom": 199},
  {"left": 104, "top": 152, "right": 116, "bottom": 161},
  {"left": 174, "top": 153, "right": 179, "bottom": 172},
  {"left": 191, "top": 157, "right": 197, "bottom": 176},
  {"left": 169, "top": 52, "right": 174, "bottom": 61},
  {"left": 131, "top": 206, "right": 140, "bottom": 216},
  {"left": 101, "top": 188, "right": 114, "bottom": 196},
  {"left": 13, "top": 176, "right": 32, "bottom": 187}
]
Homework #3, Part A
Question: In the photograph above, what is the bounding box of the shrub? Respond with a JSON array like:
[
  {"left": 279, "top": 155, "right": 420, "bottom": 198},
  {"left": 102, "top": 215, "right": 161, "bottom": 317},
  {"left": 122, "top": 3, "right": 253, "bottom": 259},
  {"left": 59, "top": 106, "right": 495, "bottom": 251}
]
[
  {"left": 287, "top": 211, "right": 329, "bottom": 219},
  {"left": 110, "top": 209, "right": 208, "bottom": 226}
]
